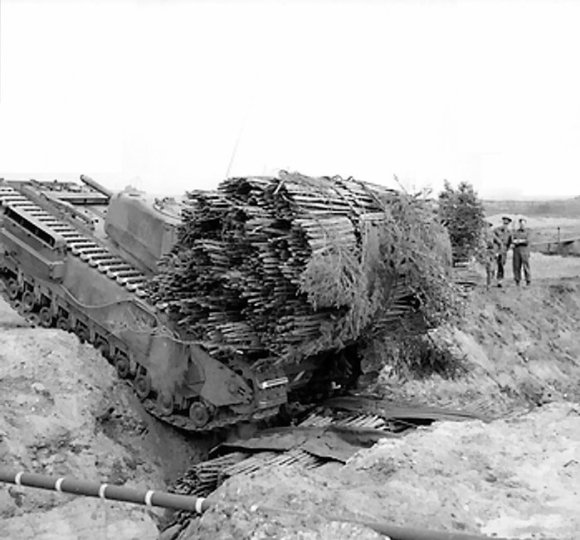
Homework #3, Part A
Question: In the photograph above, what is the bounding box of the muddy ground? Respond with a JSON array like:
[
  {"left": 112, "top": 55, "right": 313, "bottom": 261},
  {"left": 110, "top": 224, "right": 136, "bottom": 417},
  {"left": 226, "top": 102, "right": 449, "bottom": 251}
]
[{"left": 1, "top": 251, "right": 579, "bottom": 540}]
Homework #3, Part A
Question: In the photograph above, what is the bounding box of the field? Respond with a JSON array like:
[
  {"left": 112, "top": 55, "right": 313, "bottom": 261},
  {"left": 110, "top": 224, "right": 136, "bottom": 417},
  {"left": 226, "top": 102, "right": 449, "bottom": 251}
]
[
  {"left": 486, "top": 214, "right": 580, "bottom": 243},
  {"left": 484, "top": 197, "right": 580, "bottom": 220}
]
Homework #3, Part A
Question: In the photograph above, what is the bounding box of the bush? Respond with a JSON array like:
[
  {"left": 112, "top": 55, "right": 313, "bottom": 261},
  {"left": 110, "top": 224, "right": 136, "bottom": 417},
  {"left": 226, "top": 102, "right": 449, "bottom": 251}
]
[{"left": 438, "top": 181, "right": 485, "bottom": 264}]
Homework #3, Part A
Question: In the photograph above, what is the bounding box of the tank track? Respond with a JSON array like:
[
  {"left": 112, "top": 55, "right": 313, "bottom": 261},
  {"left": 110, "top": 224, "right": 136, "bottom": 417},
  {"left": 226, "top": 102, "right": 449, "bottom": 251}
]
[
  {"left": 0, "top": 185, "right": 281, "bottom": 433},
  {"left": 141, "top": 397, "right": 279, "bottom": 432},
  {"left": 0, "top": 185, "right": 150, "bottom": 296}
]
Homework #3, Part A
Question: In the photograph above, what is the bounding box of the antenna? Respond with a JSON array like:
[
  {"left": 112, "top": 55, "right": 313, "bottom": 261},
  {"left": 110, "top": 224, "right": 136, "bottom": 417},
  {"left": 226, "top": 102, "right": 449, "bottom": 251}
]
[
  {"left": 225, "top": 62, "right": 268, "bottom": 179},
  {"left": 225, "top": 114, "right": 248, "bottom": 179},
  {"left": 225, "top": 82, "right": 261, "bottom": 179}
]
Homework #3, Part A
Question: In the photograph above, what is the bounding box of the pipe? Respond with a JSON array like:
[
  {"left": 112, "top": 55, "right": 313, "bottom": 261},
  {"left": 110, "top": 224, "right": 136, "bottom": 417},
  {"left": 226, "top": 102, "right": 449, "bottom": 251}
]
[
  {"left": 251, "top": 504, "right": 513, "bottom": 540},
  {"left": 0, "top": 469, "right": 209, "bottom": 513},
  {"left": 0, "top": 469, "right": 516, "bottom": 540},
  {"left": 341, "top": 520, "right": 508, "bottom": 540},
  {"left": 80, "top": 174, "right": 113, "bottom": 198}
]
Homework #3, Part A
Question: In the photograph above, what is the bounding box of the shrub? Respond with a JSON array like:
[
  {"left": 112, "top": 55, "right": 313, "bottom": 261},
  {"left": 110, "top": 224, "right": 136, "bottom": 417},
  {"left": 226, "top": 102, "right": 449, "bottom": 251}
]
[{"left": 438, "top": 180, "right": 485, "bottom": 264}]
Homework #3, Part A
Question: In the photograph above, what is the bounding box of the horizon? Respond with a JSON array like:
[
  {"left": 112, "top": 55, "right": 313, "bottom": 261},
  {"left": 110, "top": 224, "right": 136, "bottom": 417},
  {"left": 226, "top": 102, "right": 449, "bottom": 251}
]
[
  {"left": 1, "top": 1, "right": 580, "bottom": 200},
  {"left": 0, "top": 170, "right": 578, "bottom": 203}
]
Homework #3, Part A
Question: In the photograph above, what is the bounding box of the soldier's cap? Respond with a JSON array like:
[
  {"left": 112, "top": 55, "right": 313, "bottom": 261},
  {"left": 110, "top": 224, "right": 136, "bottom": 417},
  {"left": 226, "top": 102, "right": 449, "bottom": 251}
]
[
  {"left": 501, "top": 216, "right": 512, "bottom": 223},
  {"left": 486, "top": 220, "right": 494, "bottom": 227}
]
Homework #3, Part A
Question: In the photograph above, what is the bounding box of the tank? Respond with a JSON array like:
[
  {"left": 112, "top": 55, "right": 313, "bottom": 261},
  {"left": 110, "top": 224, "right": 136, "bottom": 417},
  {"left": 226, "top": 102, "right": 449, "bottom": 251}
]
[{"left": 0, "top": 176, "right": 357, "bottom": 432}]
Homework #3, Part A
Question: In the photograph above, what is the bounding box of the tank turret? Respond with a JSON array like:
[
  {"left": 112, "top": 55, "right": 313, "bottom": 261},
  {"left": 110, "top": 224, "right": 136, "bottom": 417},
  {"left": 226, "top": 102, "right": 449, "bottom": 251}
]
[{"left": 104, "top": 188, "right": 183, "bottom": 274}]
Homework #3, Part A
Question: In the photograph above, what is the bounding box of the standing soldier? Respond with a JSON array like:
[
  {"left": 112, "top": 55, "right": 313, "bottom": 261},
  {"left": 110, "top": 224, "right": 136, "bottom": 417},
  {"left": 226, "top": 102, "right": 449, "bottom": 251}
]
[
  {"left": 479, "top": 221, "right": 499, "bottom": 289},
  {"left": 494, "top": 216, "right": 512, "bottom": 288},
  {"left": 512, "top": 217, "right": 531, "bottom": 286}
]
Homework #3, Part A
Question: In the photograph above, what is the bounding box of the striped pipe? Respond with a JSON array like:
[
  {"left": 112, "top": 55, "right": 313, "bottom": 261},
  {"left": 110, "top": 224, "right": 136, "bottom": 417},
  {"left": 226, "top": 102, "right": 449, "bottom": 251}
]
[
  {"left": 0, "top": 469, "right": 209, "bottom": 513},
  {"left": 1, "top": 469, "right": 516, "bottom": 540}
]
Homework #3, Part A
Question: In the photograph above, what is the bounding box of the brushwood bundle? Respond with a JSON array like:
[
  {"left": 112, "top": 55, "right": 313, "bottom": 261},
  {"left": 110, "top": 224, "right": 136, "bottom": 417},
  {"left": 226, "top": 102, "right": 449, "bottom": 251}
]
[{"left": 149, "top": 172, "right": 460, "bottom": 365}]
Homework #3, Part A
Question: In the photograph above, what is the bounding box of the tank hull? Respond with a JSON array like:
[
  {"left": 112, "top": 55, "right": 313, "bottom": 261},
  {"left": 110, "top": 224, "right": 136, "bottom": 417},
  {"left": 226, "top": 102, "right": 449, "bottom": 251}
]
[{"left": 0, "top": 180, "right": 287, "bottom": 432}]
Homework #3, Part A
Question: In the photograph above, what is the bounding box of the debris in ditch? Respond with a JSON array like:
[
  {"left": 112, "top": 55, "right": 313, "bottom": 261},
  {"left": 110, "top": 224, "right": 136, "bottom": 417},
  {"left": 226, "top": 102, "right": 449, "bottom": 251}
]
[{"left": 162, "top": 399, "right": 487, "bottom": 538}]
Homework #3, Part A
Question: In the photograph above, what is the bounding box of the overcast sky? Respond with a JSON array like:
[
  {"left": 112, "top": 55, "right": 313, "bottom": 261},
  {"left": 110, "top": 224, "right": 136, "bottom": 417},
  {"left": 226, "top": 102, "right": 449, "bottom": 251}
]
[{"left": 1, "top": 0, "right": 579, "bottom": 199}]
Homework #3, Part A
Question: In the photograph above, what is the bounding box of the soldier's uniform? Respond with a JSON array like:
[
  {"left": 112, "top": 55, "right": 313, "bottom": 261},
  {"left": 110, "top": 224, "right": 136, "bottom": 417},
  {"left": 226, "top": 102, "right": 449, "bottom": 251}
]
[
  {"left": 493, "top": 217, "right": 513, "bottom": 287},
  {"left": 479, "top": 222, "right": 499, "bottom": 288},
  {"left": 512, "top": 220, "right": 531, "bottom": 286}
]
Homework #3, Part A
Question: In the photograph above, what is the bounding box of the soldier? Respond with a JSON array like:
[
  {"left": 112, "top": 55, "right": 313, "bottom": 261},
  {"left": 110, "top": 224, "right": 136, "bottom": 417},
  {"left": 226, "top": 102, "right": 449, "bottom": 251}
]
[
  {"left": 478, "top": 221, "right": 499, "bottom": 289},
  {"left": 494, "top": 216, "right": 512, "bottom": 287},
  {"left": 512, "top": 217, "right": 531, "bottom": 286}
]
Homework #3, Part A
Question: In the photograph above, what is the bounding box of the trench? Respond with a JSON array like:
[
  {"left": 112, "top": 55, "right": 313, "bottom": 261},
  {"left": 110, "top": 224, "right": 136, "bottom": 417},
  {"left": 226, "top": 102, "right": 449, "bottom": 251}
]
[{"left": 3, "top": 272, "right": 580, "bottom": 539}]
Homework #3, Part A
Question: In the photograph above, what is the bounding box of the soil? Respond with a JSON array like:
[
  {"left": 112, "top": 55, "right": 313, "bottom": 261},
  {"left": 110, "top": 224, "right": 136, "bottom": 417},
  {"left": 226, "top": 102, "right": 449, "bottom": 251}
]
[
  {"left": 1, "top": 252, "right": 579, "bottom": 540},
  {"left": 0, "top": 297, "right": 210, "bottom": 540},
  {"left": 176, "top": 254, "right": 580, "bottom": 540},
  {"left": 376, "top": 254, "right": 580, "bottom": 417},
  {"left": 178, "top": 403, "right": 580, "bottom": 540}
]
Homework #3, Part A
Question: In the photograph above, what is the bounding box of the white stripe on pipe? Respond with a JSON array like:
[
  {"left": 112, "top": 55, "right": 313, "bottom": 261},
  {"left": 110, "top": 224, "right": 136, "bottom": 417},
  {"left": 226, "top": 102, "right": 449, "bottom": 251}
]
[
  {"left": 195, "top": 497, "right": 206, "bottom": 514},
  {"left": 14, "top": 472, "right": 23, "bottom": 486},
  {"left": 144, "top": 490, "right": 155, "bottom": 506},
  {"left": 55, "top": 478, "right": 65, "bottom": 493},
  {"left": 98, "top": 484, "right": 108, "bottom": 499}
]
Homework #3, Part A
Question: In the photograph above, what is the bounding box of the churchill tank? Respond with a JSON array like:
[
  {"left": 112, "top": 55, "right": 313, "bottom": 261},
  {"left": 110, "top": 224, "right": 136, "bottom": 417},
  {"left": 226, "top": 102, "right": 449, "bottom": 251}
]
[{"left": 0, "top": 175, "right": 348, "bottom": 432}]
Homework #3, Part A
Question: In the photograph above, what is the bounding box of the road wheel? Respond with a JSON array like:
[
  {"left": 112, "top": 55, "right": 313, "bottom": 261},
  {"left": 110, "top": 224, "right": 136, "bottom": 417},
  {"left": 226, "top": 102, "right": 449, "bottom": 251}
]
[
  {"left": 133, "top": 371, "right": 151, "bottom": 400},
  {"left": 115, "top": 352, "right": 131, "bottom": 379},
  {"left": 7, "top": 279, "right": 20, "bottom": 301},
  {"left": 56, "top": 316, "right": 71, "bottom": 332},
  {"left": 156, "top": 392, "right": 174, "bottom": 416},
  {"left": 75, "top": 325, "right": 90, "bottom": 344},
  {"left": 39, "top": 307, "right": 53, "bottom": 328},
  {"left": 96, "top": 340, "right": 111, "bottom": 360},
  {"left": 189, "top": 401, "right": 210, "bottom": 428},
  {"left": 20, "top": 291, "right": 36, "bottom": 314}
]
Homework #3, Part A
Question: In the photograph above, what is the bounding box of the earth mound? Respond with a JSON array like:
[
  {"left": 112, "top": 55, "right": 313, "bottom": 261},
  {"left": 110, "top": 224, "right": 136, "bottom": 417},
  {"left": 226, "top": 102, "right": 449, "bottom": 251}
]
[{"left": 0, "top": 297, "right": 203, "bottom": 540}]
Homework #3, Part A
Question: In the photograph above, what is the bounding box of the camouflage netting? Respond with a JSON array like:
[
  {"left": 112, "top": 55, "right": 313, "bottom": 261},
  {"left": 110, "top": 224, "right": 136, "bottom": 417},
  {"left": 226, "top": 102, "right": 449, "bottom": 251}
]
[{"left": 148, "top": 172, "right": 460, "bottom": 366}]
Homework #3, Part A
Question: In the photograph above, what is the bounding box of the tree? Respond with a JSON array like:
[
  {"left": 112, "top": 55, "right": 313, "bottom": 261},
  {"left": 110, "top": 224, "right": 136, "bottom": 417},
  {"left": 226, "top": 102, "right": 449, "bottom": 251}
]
[{"left": 438, "top": 181, "right": 485, "bottom": 264}]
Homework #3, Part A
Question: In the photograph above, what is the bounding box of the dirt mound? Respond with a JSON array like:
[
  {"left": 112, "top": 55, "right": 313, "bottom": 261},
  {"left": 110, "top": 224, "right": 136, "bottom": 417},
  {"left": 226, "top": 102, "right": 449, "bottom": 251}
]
[
  {"left": 176, "top": 260, "right": 580, "bottom": 540},
  {"left": 0, "top": 297, "right": 205, "bottom": 540},
  {"left": 377, "top": 270, "right": 580, "bottom": 416},
  {"left": 1, "top": 499, "right": 158, "bottom": 540},
  {"left": 178, "top": 402, "right": 580, "bottom": 540}
]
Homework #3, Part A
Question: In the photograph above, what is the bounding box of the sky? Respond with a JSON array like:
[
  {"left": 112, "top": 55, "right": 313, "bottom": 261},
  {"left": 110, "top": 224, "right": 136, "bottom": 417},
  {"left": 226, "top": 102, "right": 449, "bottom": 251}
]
[{"left": 1, "top": 0, "right": 579, "bottom": 199}]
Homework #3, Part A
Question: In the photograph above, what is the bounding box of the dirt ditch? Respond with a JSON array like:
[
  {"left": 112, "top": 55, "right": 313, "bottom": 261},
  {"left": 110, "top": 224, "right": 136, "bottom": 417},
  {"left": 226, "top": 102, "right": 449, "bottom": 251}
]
[
  {"left": 0, "top": 253, "right": 579, "bottom": 540},
  {"left": 173, "top": 256, "right": 580, "bottom": 540},
  {"left": 176, "top": 402, "right": 580, "bottom": 540}
]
